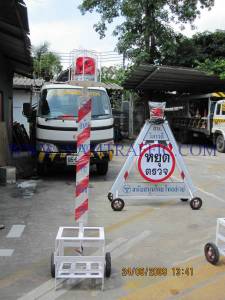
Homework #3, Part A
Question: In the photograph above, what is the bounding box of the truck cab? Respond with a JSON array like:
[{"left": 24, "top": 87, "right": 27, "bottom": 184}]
[
  {"left": 29, "top": 82, "right": 114, "bottom": 174},
  {"left": 168, "top": 93, "right": 225, "bottom": 152},
  {"left": 211, "top": 99, "right": 225, "bottom": 152}
]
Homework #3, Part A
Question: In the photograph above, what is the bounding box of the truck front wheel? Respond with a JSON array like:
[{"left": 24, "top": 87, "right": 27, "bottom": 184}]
[
  {"left": 216, "top": 134, "right": 225, "bottom": 153},
  {"left": 96, "top": 162, "right": 108, "bottom": 175},
  {"left": 37, "top": 163, "right": 48, "bottom": 176}
]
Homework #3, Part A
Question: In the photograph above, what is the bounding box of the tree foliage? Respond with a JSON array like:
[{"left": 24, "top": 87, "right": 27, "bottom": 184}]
[
  {"left": 101, "top": 65, "right": 127, "bottom": 85},
  {"left": 197, "top": 58, "right": 225, "bottom": 79},
  {"left": 162, "top": 30, "right": 225, "bottom": 67},
  {"left": 79, "top": 0, "right": 214, "bottom": 63},
  {"left": 160, "top": 30, "right": 225, "bottom": 78},
  {"left": 32, "top": 42, "right": 62, "bottom": 80}
]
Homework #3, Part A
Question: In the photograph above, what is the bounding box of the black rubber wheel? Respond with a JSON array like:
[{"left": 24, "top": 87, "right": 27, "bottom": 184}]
[
  {"left": 108, "top": 192, "right": 113, "bottom": 202},
  {"left": 96, "top": 162, "right": 108, "bottom": 175},
  {"left": 105, "top": 252, "right": 111, "bottom": 278},
  {"left": 51, "top": 252, "right": 55, "bottom": 278},
  {"left": 180, "top": 198, "right": 189, "bottom": 202},
  {"left": 178, "top": 130, "right": 190, "bottom": 144},
  {"left": 111, "top": 198, "right": 125, "bottom": 211},
  {"left": 190, "top": 197, "right": 202, "bottom": 210},
  {"left": 204, "top": 243, "right": 220, "bottom": 265},
  {"left": 216, "top": 134, "right": 225, "bottom": 153}
]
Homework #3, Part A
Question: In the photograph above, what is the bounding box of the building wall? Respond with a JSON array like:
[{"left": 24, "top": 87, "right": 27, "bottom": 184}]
[
  {"left": 13, "top": 89, "right": 39, "bottom": 135},
  {"left": 13, "top": 89, "right": 31, "bottom": 134},
  {"left": 0, "top": 52, "right": 14, "bottom": 141}
]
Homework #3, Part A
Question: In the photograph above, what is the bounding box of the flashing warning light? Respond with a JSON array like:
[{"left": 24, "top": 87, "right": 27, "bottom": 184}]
[
  {"left": 149, "top": 102, "right": 166, "bottom": 120},
  {"left": 75, "top": 57, "right": 96, "bottom": 75},
  {"left": 151, "top": 108, "right": 164, "bottom": 118}
]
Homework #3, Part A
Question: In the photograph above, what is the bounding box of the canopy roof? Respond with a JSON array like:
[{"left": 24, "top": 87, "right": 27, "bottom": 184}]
[
  {"left": 0, "top": 0, "right": 32, "bottom": 76},
  {"left": 123, "top": 64, "right": 225, "bottom": 93},
  {"left": 57, "top": 69, "right": 123, "bottom": 91}
]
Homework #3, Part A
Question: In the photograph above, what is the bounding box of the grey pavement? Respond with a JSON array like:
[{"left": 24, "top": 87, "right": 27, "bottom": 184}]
[{"left": 0, "top": 143, "right": 225, "bottom": 300}]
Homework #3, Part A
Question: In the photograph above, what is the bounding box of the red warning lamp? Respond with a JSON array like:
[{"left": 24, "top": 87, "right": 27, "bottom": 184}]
[{"left": 75, "top": 57, "right": 96, "bottom": 75}]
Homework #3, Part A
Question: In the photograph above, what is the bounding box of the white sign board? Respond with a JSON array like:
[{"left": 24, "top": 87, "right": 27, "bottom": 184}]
[
  {"left": 119, "top": 182, "right": 188, "bottom": 197},
  {"left": 144, "top": 125, "right": 168, "bottom": 141}
]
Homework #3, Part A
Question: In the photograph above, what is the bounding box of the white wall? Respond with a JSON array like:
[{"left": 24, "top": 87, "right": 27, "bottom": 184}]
[{"left": 13, "top": 89, "right": 39, "bottom": 135}]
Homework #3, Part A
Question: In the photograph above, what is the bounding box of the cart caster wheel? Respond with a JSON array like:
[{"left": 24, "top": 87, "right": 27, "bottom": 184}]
[
  {"left": 180, "top": 198, "right": 189, "bottom": 202},
  {"left": 111, "top": 198, "right": 125, "bottom": 211},
  {"left": 204, "top": 243, "right": 220, "bottom": 265},
  {"left": 190, "top": 197, "right": 202, "bottom": 210},
  {"left": 108, "top": 193, "right": 113, "bottom": 202},
  {"left": 51, "top": 252, "right": 55, "bottom": 278},
  {"left": 105, "top": 252, "right": 111, "bottom": 278}
]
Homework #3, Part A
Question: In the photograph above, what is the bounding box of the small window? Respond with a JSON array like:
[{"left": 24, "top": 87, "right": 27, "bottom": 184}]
[
  {"left": 0, "top": 91, "right": 3, "bottom": 121},
  {"left": 222, "top": 103, "right": 225, "bottom": 115},
  {"left": 216, "top": 104, "right": 221, "bottom": 115}
]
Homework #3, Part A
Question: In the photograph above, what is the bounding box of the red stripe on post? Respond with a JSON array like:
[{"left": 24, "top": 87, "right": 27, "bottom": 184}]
[
  {"left": 78, "top": 99, "right": 91, "bottom": 122},
  {"left": 76, "top": 176, "right": 89, "bottom": 197},
  {"left": 181, "top": 171, "right": 185, "bottom": 180},
  {"left": 75, "top": 199, "right": 88, "bottom": 220},
  {"left": 124, "top": 171, "right": 129, "bottom": 180},
  {"left": 76, "top": 151, "right": 90, "bottom": 172},
  {"left": 77, "top": 127, "right": 91, "bottom": 146}
]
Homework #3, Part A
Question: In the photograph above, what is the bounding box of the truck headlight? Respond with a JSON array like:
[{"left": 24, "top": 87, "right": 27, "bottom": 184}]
[
  {"left": 94, "top": 141, "right": 114, "bottom": 152},
  {"left": 37, "top": 142, "right": 59, "bottom": 153}
]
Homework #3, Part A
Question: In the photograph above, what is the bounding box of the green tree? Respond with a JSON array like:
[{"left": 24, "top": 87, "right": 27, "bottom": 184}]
[
  {"left": 79, "top": 0, "right": 214, "bottom": 64},
  {"left": 161, "top": 33, "right": 197, "bottom": 67},
  {"left": 33, "top": 42, "right": 62, "bottom": 80},
  {"left": 162, "top": 30, "right": 225, "bottom": 68},
  {"left": 101, "top": 65, "right": 127, "bottom": 85},
  {"left": 197, "top": 58, "right": 225, "bottom": 79}
]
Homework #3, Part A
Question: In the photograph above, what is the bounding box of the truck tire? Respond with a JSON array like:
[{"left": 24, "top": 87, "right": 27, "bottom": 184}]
[
  {"left": 96, "top": 162, "right": 108, "bottom": 175},
  {"left": 216, "top": 134, "right": 225, "bottom": 153},
  {"left": 178, "top": 130, "right": 190, "bottom": 144},
  {"left": 37, "top": 163, "right": 47, "bottom": 176}
]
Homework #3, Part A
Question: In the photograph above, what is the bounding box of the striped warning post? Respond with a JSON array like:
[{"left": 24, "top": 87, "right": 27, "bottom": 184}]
[{"left": 75, "top": 88, "right": 91, "bottom": 225}]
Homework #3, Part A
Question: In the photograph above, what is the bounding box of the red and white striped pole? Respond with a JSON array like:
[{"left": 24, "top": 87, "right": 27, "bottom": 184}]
[{"left": 75, "top": 87, "right": 91, "bottom": 228}]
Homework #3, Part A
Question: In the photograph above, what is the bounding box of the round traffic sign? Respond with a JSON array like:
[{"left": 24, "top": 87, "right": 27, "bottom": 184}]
[{"left": 138, "top": 144, "right": 175, "bottom": 183}]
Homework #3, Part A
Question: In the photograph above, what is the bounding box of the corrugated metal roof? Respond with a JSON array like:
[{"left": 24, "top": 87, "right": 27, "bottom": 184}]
[
  {"left": 68, "top": 80, "right": 123, "bottom": 90},
  {"left": 13, "top": 77, "right": 123, "bottom": 91},
  {"left": 13, "top": 76, "right": 44, "bottom": 89},
  {"left": 101, "top": 82, "right": 123, "bottom": 90},
  {"left": 57, "top": 79, "right": 123, "bottom": 91},
  {"left": 123, "top": 64, "right": 225, "bottom": 93},
  {"left": 0, "top": 0, "right": 32, "bottom": 76},
  {"left": 56, "top": 69, "right": 123, "bottom": 91}
]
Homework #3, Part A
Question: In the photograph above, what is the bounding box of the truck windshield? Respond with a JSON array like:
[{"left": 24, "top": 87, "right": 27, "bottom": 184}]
[{"left": 39, "top": 88, "right": 112, "bottom": 119}]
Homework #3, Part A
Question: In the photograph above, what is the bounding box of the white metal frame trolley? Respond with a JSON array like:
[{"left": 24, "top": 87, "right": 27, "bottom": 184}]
[
  {"left": 50, "top": 51, "right": 111, "bottom": 290},
  {"left": 108, "top": 102, "right": 203, "bottom": 211},
  {"left": 204, "top": 218, "right": 225, "bottom": 265}
]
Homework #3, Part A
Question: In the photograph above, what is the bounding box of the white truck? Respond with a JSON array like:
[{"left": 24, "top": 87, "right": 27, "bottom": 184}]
[
  {"left": 168, "top": 92, "right": 225, "bottom": 152},
  {"left": 23, "top": 80, "right": 114, "bottom": 175}
]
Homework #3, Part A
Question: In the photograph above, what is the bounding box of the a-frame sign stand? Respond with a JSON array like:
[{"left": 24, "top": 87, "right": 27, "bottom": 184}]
[{"left": 108, "top": 102, "right": 202, "bottom": 211}]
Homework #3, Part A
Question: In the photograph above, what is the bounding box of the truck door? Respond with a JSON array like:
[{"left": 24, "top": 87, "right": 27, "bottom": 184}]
[
  {"left": 213, "top": 101, "right": 225, "bottom": 152},
  {"left": 209, "top": 100, "right": 216, "bottom": 132},
  {"left": 212, "top": 101, "right": 225, "bottom": 135},
  {"left": 213, "top": 102, "right": 222, "bottom": 130}
]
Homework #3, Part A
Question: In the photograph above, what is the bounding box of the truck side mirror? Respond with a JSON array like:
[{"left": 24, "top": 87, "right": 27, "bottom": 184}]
[{"left": 23, "top": 103, "right": 32, "bottom": 117}]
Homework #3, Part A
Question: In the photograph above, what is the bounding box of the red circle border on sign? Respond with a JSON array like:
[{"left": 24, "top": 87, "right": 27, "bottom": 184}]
[{"left": 138, "top": 144, "right": 176, "bottom": 183}]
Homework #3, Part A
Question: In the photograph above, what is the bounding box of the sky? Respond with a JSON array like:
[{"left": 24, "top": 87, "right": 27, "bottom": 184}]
[
  {"left": 25, "top": 0, "right": 225, "bottom": 61},
  {"left": 25, "top": 0, "right": 118, "bottom": 52}
]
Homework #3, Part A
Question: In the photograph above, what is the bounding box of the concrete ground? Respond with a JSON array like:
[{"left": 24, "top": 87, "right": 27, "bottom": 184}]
[{"left": 1, "top": 143, "right": 225, "bottom": 300}]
